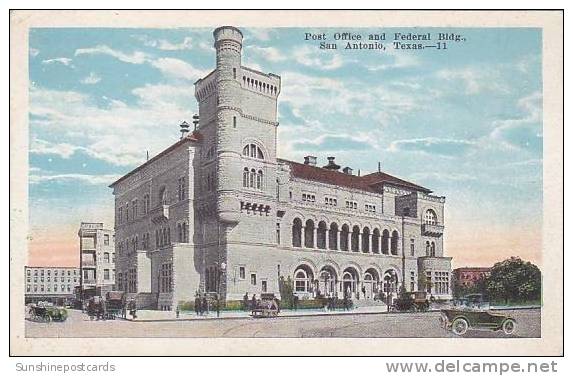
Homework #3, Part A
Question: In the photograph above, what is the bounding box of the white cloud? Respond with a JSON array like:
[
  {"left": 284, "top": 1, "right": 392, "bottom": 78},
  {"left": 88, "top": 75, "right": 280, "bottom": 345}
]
[
  {"left": 41, "top": 57, "right": 73, "bottom": 67},
  {"left": 137, "top": 35, "right": 194, "bottom": 50},
  {"left": 489, "top": 91, "right": 542, "bottom": 151},
  {"left": 365, "top": 49, "right": 419, "bottom": 71},
  {"left": 30, "top": 84, "right": 197, "bottom": 167},
  {"left": 150, "top": 58, "right": 208, "bottom": 81},
  {"left": 75, "top": 45, "right": 147, "bottom": 64},
  {"left": 29, "top": 48, "right": 39, "bottom": 57},
  {"left": 30, "top": 138, "right": 82, "bottom": 158},
  {"left": 388, "top": 137, "right": 477, "bottom": 157},
  {"left": 29, "top": 172, "right": 121, "bottom": 185},
  {"left": 247, "top": 29, "right": 273, "bottom": 42},
  {"left": 80, "top": 72, "right": 101, "bottom": 85},
  {"left": 247, "top": 46, "right": 286, "bottom": 62},
  {"left": 292, "top": 46, "right": 344, "bottom": 70},
  {"left": 437, "top": 66, "right": 508, "bottom": 95}
]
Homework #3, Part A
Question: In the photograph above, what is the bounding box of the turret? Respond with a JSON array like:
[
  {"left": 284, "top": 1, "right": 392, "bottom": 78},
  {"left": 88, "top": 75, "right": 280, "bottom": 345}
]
[{"left": 214, "top": 26, "right": 244, "bottom": 224}]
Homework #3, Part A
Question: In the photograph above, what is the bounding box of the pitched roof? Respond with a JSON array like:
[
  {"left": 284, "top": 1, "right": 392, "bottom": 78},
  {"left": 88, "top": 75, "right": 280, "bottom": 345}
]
[
  {"left": 109, "top": 131, "right": 202, "bottom": 188},
  {"left": 279, "top": 159, "right": 431, "bottom": 194}
]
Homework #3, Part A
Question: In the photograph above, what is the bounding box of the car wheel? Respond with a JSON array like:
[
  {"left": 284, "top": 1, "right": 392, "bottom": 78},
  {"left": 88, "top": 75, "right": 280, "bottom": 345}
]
[
  {"left": 502, "top": 319, "right": 517, "bottom": 335},
  {"left": 451, "top": 318, "right": 469, "bottom": 336}
]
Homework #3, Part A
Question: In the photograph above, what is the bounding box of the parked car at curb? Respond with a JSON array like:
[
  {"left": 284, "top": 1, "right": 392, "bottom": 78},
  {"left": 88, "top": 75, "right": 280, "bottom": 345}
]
[{"left": 440, "top": 294, "right": 516, "bottom": 336}]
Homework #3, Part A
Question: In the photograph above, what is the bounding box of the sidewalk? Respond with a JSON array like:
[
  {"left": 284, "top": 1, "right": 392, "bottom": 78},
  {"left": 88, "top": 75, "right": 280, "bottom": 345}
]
[{"left": 125, "top": 304, "right": 389, "bottom": 322}]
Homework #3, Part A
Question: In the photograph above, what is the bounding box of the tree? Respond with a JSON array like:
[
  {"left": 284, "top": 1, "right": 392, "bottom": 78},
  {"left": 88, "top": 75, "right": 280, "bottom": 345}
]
[
  {"left": 486, "top": 257, "right": 541, "bottom": 303},
  {"left": 279, "top": 276, "right": 294, "bottom": 309}
]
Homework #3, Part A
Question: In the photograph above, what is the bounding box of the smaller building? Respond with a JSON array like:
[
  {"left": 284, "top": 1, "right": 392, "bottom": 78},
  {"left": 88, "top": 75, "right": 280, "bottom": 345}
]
[
  {"left": 78, "top": 222, "right": 115, "bottom": 299},
  {"left": 25, "top": 266, "right": 80, "bottom": 305},
  {"left": 453, "top": 267, "right": 491, "bottom": 288}
]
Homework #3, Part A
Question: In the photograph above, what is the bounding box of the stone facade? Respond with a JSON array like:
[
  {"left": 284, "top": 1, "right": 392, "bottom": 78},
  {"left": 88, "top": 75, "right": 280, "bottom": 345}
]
[{"left": 110, "top": 26, "right": 452, "bottom": 310}]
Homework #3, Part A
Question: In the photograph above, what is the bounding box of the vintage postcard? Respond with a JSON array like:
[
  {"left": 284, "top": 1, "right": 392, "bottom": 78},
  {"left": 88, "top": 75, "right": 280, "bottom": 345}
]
[{"left": 9, "top": 10, "right": 563, "bottom": 356}]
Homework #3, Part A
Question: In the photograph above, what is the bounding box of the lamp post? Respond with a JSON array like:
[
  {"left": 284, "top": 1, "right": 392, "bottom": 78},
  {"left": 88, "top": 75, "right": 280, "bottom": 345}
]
[{"left": 217, "top": 261, "right": 226, "bottom": 302}]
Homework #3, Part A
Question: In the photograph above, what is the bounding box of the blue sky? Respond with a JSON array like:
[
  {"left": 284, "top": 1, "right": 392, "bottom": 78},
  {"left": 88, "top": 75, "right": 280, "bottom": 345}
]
[{"left": 28, "top": 27, "right": 542, "bottom": 266}]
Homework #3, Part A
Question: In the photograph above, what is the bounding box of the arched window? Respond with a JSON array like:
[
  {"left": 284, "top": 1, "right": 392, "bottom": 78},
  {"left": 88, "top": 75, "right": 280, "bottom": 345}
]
[
  {"left": 317, "top": 221, "right": 327, "bottom": 249},
  {"left": 430, "top": 242, "right": 436, "bottom": 257},
  {"left": 177, "top": 223, "right": 182, "bottom": 242},
  {"left": 182, "top": 223, "right": 188, "bottom": 242},
  {"left": 329, "top": 223, "right": 338, "bottom": 250},
  {"left": 304, "top": 219, "right": 315, "bottom": 248},
  {"left": 243, "top": 168, "right": 249, "bottom": 187},
  {"left": 362, "top": 227, "right": 370, "bottom": 253},
  {"left": 256, "top": 170, "right": 263, "bottom": 190},
  {"left": 159, "top": 187, "right": 167, "bottom": 206},
  {"left": 292, "top": 218, "right": 302, "bottom": 247},
  {"left": 351, "top": 226, "right": 360, "bottom": 252},
  {"left": 249, "top": 169, "right": 256, "bottom": 188},
  {"left": 391, "top": 230, "right": 399, "bottom": 255},
  {"left": 243, "top": 143, "right": 264, "bottom": 160},
  {"left": 382, "top": 229, "right": 390, "bottom": 254},
  {"left": 294, "top": 267, "right": 313, "bottom": 293},
  {"left": 426, "top": 241, "right": 431, "bottom": 256},
  {"left": 340, "top": 225, "right": 350, "bottom": 251},
  {"left": 424, "top": 209, "right": 438, "bottom": 225},
  {"left": 372, "top": 229, "right": 380, "bottom": 254}
]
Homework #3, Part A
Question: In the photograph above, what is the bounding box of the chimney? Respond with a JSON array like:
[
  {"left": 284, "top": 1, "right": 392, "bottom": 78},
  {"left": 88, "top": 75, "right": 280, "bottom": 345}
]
[
  {"left": 343, "top": 166, "right": 353, "bottom": 175},
  {"left": 303, "top": 155, "right": 317, "bottom": 166},
  {"left": 323, "top": 156, "right": 341, "bottom": 170}
]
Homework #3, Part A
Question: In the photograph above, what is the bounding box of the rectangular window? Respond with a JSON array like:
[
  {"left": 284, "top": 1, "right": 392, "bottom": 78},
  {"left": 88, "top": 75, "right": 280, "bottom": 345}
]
[
  {"left": 233, "top": 116, "right": 237, "bottom": 128},
  {"left": 250, "top": 273, "right": 257, "bottom": 286},
  {"left": 261, "top": 280, "right": 267, "bottom": 293},
  {"left": 239, "top": 267, "right": 246, "bottom": 280},
  {"left": 104, "top": 269, "right": 110, "bottom": 280},
  {"left": 104, "top": 252, "right": 110, "bottom": 263},
  {"left": 276, "top": 223, "right": 281, "bottom": 244},
  {"left": 133, "top": 199, "right": 138, "bottom": 218},
  {"left": 178, "top": 177, "right": 186, "bottom": 201},
  {"left": 104, "top": 234, "right": 110, "bottom": 246},
  {"left": 144, "top": 194, "right": 150, "bottom": 214},
  {"left": 410, "top": 239, "right": 415, "bottom": 256}
]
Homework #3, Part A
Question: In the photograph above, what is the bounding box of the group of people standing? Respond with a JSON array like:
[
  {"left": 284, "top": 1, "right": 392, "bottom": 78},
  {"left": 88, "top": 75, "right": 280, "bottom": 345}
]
[{"left": 194, "top": 293, "right": 220, "bottom": 317}]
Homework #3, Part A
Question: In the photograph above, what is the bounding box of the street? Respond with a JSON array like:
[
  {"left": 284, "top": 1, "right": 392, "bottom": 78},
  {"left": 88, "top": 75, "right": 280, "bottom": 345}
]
[{"left": 25, "top": 308, "right": 541, "bottom": 338}]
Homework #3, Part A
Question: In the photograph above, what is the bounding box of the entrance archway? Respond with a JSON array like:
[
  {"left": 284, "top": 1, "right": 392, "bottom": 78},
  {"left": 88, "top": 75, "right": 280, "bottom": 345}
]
[
  {"left": 363, "top": 268, "right": 380, "bottom": 299},
  {"left": 342, "top": 267, "right": 359, "bottom": 298},
  {"left": 319, "top": 266, "right": 338, "bottom": 298}
]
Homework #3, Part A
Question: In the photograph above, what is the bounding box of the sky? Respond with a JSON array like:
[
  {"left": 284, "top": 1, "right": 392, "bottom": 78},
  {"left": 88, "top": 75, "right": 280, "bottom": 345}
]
[{"left": 28, "top": 27, "right": 542, "bottom": 268}]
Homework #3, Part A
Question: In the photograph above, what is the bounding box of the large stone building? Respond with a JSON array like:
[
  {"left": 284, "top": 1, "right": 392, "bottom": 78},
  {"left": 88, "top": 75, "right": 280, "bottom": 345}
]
[
  {"left": 78, "top": 222, "right": 115, "bottom": 299},
  {"left": 110, "top": 26, "right": 452, "bottom": 310},
  {"left": 25, "top": 266, "right": 80, "bottom": 304}
]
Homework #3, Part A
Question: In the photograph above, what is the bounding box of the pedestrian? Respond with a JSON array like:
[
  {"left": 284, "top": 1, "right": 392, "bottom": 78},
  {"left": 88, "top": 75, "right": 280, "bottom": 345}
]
[
  {"left": 202, "top": 294, "right": 209, "bottom": 315},
  {"left": 361, "top": 285, "right": 366, "bottom": 299},
  {"left": 293, "top": 295, "right": 299, "bottom": 311},
  {"left": 243, "top": 292, "right": 249, "bottom": 311},
  {"left": 176, "top": 305, "right": 180, "bottom": 319},
  {"left": 274, "top": 298, "right": 281, "bottom": 314},
  {"left": 194, "top": 294, "right": 201, "bottom": 316},
  {"left": 129, "top": 299, "right": 137, "bottom": 319},
  {"left": 251, "top": 294, "right": 257, "bottom": 311},
  {"left": 215, "top": 295, "right": 220, "bottom": 318}
]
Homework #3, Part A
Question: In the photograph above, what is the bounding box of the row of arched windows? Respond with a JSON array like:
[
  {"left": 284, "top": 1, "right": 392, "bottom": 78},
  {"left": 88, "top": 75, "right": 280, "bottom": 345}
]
[
  {"left": 243, "top": 168, "right": 264, "bottom": 190},
  {"left": 426, "top": 241, "right": 436, "bottom": 257},
  {"left": 291, "top": 218, "right": 400, "bottom": 255}
]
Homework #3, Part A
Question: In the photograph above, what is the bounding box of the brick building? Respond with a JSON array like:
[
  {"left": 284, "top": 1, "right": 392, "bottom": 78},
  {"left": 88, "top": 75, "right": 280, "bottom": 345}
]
[
  {"left": 453, "top": 267, "right": 491, "bottom": 288},
  {"left": 25, "top": 266, "right": 80, "bottom": 305},
  {"left": 110, "top": 26, "right": 452, "bottom": 310}
]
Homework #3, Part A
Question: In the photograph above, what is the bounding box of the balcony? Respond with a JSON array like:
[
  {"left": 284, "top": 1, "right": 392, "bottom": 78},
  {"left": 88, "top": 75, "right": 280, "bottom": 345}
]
[
  {"left": 422, "top": 224, "right": 444, "bottom": 237},
  {"left": 83, "top": 279, "right": 96, "bottom": 285},
  {"left": 81, "top": 261, "right": 96, "bottom": 268}
]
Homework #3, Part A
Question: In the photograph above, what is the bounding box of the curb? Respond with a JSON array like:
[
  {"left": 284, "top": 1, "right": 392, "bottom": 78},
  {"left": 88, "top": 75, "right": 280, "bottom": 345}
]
[{"left": 121, "top": 306, "right": 541, "bottom": 323}]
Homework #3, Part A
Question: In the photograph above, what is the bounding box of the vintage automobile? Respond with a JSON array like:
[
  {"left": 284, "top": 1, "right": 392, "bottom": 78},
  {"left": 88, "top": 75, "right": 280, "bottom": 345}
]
[
  {"left": 250, "top": 293, "right": 280, "bottom": 318},
  {"left": 105, "top": 291, "right": 125, "bottom": 319},
  {"left": 440, "top": 296, "right": 517, "bottom": 336},
  {"left": 28, "top": 303, "right": 68, "bottom": 322},
  {"left": 389, "top": 291, "right": 430, "bottom": 312}
]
